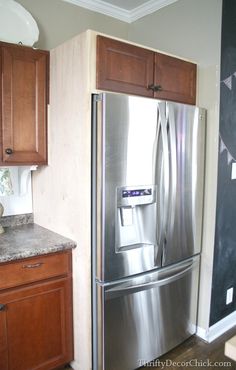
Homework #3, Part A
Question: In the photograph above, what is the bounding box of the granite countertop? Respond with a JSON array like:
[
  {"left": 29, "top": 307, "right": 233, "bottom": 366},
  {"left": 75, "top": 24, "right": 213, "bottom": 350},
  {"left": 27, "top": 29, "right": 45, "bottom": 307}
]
[{"left": 0, "top": 223, "right": 76, "bottom": 263}]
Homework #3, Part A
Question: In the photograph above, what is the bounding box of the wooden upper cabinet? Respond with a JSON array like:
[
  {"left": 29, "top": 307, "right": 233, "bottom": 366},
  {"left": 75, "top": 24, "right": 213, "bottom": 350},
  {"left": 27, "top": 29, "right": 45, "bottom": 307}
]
[
  {"left": 97, "top": 36, "right": 154, "bottom": 97},
  {"left": 96, "top": 35, "right": 197, "bottom": 105},
  {"left": 153, "top": 53, "right": 196, "bottom": 105},
  {"left": 0, "top": 42, "right": 49, "bottom": 165}
]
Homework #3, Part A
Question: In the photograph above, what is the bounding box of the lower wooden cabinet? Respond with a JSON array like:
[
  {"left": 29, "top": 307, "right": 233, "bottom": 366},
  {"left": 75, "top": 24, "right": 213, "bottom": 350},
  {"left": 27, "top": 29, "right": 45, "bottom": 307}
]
[{"left": 0, "top": 252, "right": 73, "bottom": 370}]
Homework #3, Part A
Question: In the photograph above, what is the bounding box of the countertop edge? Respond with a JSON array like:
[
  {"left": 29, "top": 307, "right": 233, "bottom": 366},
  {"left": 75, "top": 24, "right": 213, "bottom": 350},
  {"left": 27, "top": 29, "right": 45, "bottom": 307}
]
[
  {"left": 0, "top": 242, "right": 76, "bottom": 264},
  {"left": 0, "top": 222, "right": 77, "bottom": 264}
]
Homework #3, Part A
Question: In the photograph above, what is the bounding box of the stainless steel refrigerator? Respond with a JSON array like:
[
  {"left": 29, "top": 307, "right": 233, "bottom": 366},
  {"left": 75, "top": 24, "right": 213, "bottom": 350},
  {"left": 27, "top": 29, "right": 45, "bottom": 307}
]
[{"left": 92, "top": 92, "right": 206, "bottom": 370}]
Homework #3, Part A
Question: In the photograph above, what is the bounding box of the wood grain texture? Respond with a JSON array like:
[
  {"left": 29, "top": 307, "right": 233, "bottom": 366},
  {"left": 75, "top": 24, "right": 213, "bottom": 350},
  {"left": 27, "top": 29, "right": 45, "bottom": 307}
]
[
  {"left": 97, "top": 35, "right": 154, "bottom": 97},
  {"left": 96, "top": 35, "right": 197, "bottom": 104},
  {"left": 154, "top": 52, "right": 196, "bottom": 104},
  {"left": 0, "top": 277, "right": 73, "bottom": 370},
  {"left": 0, "top": 251, "right": 71, "bottom": 291},
  {"left": 0, "top": 250, "right": 73, "bottom": 370},
  {"left": 32, "top": 30, "right": 94, "bottom": 370},
  {"left": 0, "top": 308, "right": 8, "bottom": 370},
  {"left": 0, "top": 42, "right": 49, "bottom": 165}
]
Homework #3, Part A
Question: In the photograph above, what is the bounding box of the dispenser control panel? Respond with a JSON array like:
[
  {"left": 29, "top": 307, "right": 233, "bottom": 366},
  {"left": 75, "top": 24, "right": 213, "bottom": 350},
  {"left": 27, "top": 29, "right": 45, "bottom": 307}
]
[
  {"left": 117, "top": 185, "right": 156, "bottom": 207},
  {"left": 122, "top": 188, "right": 152, "bottom": 198}
]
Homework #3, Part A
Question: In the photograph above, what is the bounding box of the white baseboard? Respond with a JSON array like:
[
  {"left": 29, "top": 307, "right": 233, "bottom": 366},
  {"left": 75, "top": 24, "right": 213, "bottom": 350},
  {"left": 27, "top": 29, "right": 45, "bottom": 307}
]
[
  {"left": 70, "top": 360, "right": 79, "bottom": 370},
  {"left": 197, "top": 310, "right": 236, "bottom": 343}
]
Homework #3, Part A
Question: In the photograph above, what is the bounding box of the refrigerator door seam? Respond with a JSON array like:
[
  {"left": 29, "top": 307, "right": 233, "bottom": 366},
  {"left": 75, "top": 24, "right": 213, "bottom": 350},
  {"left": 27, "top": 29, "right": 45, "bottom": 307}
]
[{"left": 91, "top": 94, "right": 99, "bottom": 370}]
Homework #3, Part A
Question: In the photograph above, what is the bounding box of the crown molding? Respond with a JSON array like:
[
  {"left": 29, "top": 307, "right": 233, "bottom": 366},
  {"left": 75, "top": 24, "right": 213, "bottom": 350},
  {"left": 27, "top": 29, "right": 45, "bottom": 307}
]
[
  {"left": 63, "top": 0, "right": 179, "bottom": 23},
  {"left": 63, "top": 0, "right": 130, "bottom": 22},
  {"left": 130, "top": 0, "right": 178, "bottom": 22}
]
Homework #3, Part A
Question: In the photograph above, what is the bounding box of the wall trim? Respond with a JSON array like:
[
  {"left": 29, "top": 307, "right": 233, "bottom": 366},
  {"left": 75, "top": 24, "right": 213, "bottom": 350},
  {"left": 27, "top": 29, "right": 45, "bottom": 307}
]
[
  {"left": 197, "top": 311, "right": 236, "bottom": 343},
  {"left": 70, "top": 360, "right": 79, "bottom": 370},
  {"left": 63, "top": 0, "right": 178, "bottom": 23}
]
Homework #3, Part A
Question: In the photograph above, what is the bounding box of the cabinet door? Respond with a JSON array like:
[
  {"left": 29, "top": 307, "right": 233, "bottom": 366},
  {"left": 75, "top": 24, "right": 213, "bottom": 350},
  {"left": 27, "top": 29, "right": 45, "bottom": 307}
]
[
  {"left": 0, "top": 306, "right": 8, "bottom": 370},
  {"left": 154, "top": 53, "right": 196, "bottom": 105},
  {"left": 0, "top": 278, "right": 73, "bottom": 370},
  {"left": 1, "top": 44, "right": 48, "bottom": 164},
  {"left": 97, "top": 36, "right": 154, "bottom": 97}
]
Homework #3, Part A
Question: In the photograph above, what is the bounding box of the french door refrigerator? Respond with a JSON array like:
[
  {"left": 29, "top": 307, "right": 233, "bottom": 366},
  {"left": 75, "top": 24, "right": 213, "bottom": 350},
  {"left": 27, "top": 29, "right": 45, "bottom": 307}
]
[{"left": 92, "top": 92, "right": 206, "bottom": 370}]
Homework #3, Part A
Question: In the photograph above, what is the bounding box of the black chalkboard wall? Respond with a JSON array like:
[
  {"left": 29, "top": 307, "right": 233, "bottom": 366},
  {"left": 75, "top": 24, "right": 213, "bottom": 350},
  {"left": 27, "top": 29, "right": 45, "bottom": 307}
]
[{"left": 210, "top": 0, "right": 236, "bottom": 325}]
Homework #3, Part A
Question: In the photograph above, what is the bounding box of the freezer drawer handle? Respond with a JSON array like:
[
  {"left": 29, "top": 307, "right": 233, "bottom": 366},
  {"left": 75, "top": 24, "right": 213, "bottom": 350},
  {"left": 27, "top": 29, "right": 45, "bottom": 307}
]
[{"left": 106, "top": 259, "right": 197, "bottom": 298}]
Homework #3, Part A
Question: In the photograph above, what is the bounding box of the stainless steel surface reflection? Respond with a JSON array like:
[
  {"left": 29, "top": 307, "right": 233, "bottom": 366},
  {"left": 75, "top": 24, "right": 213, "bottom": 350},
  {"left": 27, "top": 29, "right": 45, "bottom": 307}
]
[
  {"left": 92, "top": 92, "right": 206, "bottom": 370},
  {"left": 96, "top": 93, "right": 162, "bottom": 282},
  {"left": 97, "top": 256, "right": 200, "bottom": 370},
  {"left": 160, "top": 102, "right": 206, "bottom": 266}
]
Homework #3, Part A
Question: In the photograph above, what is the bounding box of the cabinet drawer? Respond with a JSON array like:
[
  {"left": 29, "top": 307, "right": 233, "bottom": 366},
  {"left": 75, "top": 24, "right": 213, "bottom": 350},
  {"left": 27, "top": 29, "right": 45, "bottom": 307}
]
[{"left": 0, "top": 252, "right": 71, "bottom": 290}]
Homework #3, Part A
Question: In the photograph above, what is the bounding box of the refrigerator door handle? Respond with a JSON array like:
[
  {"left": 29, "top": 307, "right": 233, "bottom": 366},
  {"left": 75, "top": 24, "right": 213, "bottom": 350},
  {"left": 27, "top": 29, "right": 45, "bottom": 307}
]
[
  {"left": 105, "top": 258, "right": 197, "bottom": 299},
  {"left": 153, "top": 108, "right": 161, "bottom": 263},
  {"left": 158, "top": 103, "right": 170, "bottom": 255},
  {"left": 167, "top": 104, "right": 177, "bottom": 240}
]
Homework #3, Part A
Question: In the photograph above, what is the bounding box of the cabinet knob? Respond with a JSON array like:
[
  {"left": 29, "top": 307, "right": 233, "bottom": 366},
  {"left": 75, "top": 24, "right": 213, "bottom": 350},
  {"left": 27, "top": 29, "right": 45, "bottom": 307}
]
[
  {"left": 5, "top": 148, "right": 13, "bottom": 155},
  {"left": 148, "top": 84, "right": 163, "bottom": 92},
  {"left": 0, "top": 304, "right": 6, "bottom": 311}
]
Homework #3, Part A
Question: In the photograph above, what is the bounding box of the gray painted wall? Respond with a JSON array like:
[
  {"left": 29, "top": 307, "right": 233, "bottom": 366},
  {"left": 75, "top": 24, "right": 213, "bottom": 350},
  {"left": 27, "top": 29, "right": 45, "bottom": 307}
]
[
  {"left": 17, "top": 0, "right": 129, "bottom": 49},
  {"left": 128, "top": 0, "right": 221, "bottom": 66}
]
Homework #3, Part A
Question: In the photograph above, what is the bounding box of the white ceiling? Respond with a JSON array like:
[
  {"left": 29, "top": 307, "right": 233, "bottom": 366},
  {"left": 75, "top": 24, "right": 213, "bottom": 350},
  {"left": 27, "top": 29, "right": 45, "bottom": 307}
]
[
  {"left": 63, "top": 0, "right": 179, "bottom": 23},
  {"left": 101, "top": 0, "right": 153, "bottom": 11}
]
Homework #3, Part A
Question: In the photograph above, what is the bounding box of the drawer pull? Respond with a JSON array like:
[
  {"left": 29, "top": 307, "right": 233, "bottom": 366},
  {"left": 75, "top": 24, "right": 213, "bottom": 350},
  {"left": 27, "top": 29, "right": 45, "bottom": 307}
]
[
  {"left": 0, "top": 304, "right": 6, "bottom": 311},
  {"left": 22, "top": 262, "right": 44, "bottom": 269}
]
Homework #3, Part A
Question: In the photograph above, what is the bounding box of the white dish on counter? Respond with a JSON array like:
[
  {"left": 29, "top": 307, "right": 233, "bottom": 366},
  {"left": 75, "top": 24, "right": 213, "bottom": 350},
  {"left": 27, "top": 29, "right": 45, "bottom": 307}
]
[{"left": 0, "top": 0, "right": 39, "bottom": 46}]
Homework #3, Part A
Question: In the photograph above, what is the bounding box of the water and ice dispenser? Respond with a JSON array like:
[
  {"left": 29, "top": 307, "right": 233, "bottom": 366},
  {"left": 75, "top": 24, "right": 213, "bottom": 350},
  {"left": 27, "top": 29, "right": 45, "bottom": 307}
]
[{"left": 116, "top": 185, "right": 157, "bottom": 251}]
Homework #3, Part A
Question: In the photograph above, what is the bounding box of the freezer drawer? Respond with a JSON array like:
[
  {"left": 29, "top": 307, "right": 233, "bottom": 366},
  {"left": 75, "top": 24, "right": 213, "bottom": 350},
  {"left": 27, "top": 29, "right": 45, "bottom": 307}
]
[{"left": 94, "top": 256, "right": 200, "bottom": 370}]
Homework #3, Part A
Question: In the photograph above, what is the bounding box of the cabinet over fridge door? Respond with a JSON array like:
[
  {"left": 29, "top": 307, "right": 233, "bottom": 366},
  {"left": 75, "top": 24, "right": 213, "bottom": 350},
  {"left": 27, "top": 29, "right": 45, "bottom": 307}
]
[
  {"left": 162, "top": 102, "right": 206, "bottom": 266},
  {"left": 92, "top": 93, "right": 162, "bottom": 282}
]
